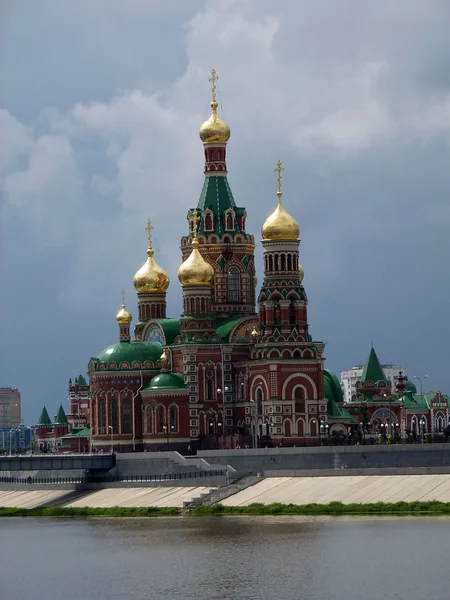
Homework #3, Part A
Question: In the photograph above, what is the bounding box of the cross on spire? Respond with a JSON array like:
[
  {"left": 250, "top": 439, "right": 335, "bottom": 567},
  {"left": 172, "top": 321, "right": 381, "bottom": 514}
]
[
  {"left": 275, "top": 160, "right": 284, "bottom": 198},
  {"left": 145, "top": 218, "right": 154, "bottom": 249},
  {"left": 189, "top": 210, "right": 200, "bottom": 239},
  {"left": 209, "top": 69, "right": 218, "bottom": 104},
  {"left": 121, "top": 288, "right": 126, "bottom": 307}
]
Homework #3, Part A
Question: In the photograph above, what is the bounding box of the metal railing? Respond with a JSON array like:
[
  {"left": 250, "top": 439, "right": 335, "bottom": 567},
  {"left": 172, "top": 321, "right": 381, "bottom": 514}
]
[{"left": 0, "top": 469, "right": 226, "bottom": 485}]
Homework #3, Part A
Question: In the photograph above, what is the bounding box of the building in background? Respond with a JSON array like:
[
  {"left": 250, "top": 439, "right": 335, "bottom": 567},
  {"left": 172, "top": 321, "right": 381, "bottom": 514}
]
[
  {"left": 341, "top": 362, "right": 403, "bottom": 403},
  {"left": 35, "top": 375, "right": 91, "bottom": 453},
  {"left": 0, "top": 387, "right": 21, "bottom": 428},
  {"left": 0, "top": 424, "right": 34, "bottom": 454}
]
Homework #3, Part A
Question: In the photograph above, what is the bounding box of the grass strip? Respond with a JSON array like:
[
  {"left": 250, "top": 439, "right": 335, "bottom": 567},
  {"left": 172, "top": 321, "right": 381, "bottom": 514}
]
[
  {"left": 0, "top": 506, "right": 180, "bottom": 517},
  {"left": 189, "top": 501, "right": 450, "bottom": 516},
  {"left": 3, "top": 501, "right": 450, "bottom": 518}
]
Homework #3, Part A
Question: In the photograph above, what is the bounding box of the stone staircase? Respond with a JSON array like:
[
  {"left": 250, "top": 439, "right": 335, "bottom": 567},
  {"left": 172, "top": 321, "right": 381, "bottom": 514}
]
[{"left": 183, "top": 474, "right": 264, "bottom": 508}]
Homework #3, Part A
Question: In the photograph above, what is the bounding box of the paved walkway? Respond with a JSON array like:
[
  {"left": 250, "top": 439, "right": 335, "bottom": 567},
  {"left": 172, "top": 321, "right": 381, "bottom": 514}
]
[{"left": 221, "top": 475, "right": 450, "bottom": 506}]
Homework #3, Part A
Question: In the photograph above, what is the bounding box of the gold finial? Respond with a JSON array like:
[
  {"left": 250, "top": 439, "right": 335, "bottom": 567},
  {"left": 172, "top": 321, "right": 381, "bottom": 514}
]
[
  {"left": 189, "top": 210, "right": 200, "bottom": 241},
  {"left": 160, "top": 349, "right": 168, "bottom": 364},
  {"left": 209, "top": 69, "right": 218, "bottom": 109},
  {"left": 251, "top": 325, "right": 258, "bottom": 338},
  {"left": 145, "top": 218, "right": 154, "bottom": 249},
  {"left": 121, "top": 288, "right": 126, "bottom": 307},
  {"left": 275, "top": 160, "right": 284, "bottom": 201}
]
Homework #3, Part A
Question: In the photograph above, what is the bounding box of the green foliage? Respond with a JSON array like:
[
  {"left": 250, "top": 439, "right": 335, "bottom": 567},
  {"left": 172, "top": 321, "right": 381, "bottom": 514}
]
[
  {"left": 189, "top": 501, "right": 450, "bottom": 516},
  {"left": 0, "top": 506, "right": 180, "bottom": 518}
]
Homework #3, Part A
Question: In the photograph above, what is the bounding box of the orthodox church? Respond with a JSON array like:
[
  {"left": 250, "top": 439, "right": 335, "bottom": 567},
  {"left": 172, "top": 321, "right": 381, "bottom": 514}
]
[{"left": 84, "top": 70, "right": 353, "bottom": 452}]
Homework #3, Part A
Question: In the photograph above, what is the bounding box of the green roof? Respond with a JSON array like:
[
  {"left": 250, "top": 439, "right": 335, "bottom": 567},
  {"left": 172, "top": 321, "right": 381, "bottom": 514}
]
[
  {"left": 38, "top": 406, "right": 52, "bottom": 426},
  {"left": 95, "top": 341, "right": 162, "bottom": 368},
  {"left": 61, "top": 427, "right": 90, "bottom": 439},
  {"left": 323, "top": 369, "right": 344, "bottom": 404},
  {"left": 76, "top": 374, "right": 87, "bottom": 386},
  {"left": 360, "top": 347, "right": 388, "bottom": 383},
  {"left": 146, "top": 372, "right": 187, "bottom": 391},
  {"left": 196, "top": 176, "right": 237, "bottom": 235},
  {"left": 216, "top": 317, "right": 245, "bottom": 342},
  {"left": 153, "top": 319, "right": 180, "bottom": 345},
  {"left": 404, "top": 376, "right": 417, "bottom": 394},
  {"left": 399, "top": 392, "right": 450, "bottom": 410},
  {"left": 55, "top": 405, "right": 68, "bottom": 424}
]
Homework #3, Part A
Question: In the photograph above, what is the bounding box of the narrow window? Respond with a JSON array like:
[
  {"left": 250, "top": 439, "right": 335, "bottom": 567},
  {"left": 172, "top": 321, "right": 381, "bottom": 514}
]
[
  {"left": 228, "top": 267, "right": 240, "bottom": 303},
  {"left": 122, "top": 398, "right": 131, "bottom": 434}
]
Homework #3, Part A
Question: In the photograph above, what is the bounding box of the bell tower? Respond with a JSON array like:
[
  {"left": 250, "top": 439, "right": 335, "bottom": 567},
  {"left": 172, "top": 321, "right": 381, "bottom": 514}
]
[{"left": 180, "top": 70, "right": 257, "bottom": 319}]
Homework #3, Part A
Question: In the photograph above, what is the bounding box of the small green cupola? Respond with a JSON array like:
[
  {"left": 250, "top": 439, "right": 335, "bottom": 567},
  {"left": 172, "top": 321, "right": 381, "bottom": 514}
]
[
  {"left": 356, "top": 347, "right": 391, "bottom": 399},
  {"left": 55, "top": 405, "right": 68, "bottom": 425},
  {"left": 76, "top": 374, "right": 87, "bottom": 386},
  {"left": 38, "top": 406, "right": 52, "bottom": 426}
]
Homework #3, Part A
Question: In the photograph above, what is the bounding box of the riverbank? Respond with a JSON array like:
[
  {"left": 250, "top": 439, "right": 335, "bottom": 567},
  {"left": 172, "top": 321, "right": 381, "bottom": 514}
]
[{"left": 3, "top": 500, "right": 450, "bottom": 518}]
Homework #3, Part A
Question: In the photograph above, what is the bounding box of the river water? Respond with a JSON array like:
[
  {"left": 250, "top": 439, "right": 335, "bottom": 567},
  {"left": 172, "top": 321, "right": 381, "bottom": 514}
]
[{"left": 0, "top": 516, "right": 448, "bottom": 600}]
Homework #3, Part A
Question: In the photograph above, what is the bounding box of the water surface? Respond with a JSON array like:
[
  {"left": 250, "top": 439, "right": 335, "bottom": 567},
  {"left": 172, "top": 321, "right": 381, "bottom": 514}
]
[{"left": 0, "top": 516, "right": 448, "bottom": 600}]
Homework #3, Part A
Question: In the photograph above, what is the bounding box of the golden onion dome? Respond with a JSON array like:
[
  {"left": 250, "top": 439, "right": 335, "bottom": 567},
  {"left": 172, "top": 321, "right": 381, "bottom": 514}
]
[
  {"left": 298, "top": 263, "right": 304, "bottom": 283},
  {"left": 199, "top": 101, "right": 230, "bottom": 144},
  {"left": 261, "top": 198, "right": 299, "bottom": 241},
  {"left": 116, "top": 303, "right": 132, "bottom": 325},
  {"left": 178, "top": 239, "right": 214, "bottom": 287},
  {"left": 134, "top": 248, "right": 170, "bottom": 294}
]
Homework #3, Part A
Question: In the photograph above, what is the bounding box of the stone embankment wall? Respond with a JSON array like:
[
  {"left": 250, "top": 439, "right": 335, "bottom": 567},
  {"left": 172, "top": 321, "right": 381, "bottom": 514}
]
[{"left": 197, "top": 444, "right": 450, "bottom": 475}]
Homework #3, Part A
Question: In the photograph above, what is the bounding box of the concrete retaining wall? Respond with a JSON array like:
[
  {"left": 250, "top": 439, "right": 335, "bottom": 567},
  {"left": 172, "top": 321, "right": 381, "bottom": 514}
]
[{"left": 198, "top": 444, "right": 450, "bottom": 474}]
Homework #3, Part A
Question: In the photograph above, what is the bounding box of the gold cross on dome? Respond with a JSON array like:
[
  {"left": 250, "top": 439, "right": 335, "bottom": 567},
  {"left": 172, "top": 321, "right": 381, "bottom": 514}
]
[
  {"left": 275, "top": 160, "right": 284, "bottom": 196},
  {"left": 145, "top": 218, "right": 154, "bottom": 248},
  {"left": 121, "top": 288, "right": 126, "bottom": 306},
  {"left": 209, "top": 69, "right": 218, "bottom": 104},
  {"left": 189, "top": 210, "right": 200, "bottom": 239}
]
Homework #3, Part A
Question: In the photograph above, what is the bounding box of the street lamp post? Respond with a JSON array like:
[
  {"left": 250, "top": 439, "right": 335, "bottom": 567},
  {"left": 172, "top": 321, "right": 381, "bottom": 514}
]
[
  {"left": 163, "top": 424, "right": 174, "bottom": 451},
  {"left": 414, "top": 375, "right": 428, "bottom": 398},
  {"left": 420, "top": 417, "right": 426, "bottom": 443},
  {"left": 320, "top": 421, "right": 329, "bottom": 443},
  {"left": 217, "top": 386, "right": 229, "bottom": 448},
  {"left": 250, "top": 399, "right": 256, "bottom": 448},
  {"left": 108, "top": 425, "right": 113, "bottom": 453},
  {"left": 9, "top": 428, "right": 15, "bottom": 455}
]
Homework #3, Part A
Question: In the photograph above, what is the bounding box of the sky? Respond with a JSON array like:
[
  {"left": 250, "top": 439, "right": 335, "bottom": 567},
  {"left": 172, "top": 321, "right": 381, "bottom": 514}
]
[{"left": 1, "top": 0, "right": 450, "bottom": 424}]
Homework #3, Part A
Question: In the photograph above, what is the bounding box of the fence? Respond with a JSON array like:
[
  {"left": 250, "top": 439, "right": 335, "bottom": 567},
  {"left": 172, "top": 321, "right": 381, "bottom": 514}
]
[{"left": 0, "top": 469, "right": 226, "bottom": 486}]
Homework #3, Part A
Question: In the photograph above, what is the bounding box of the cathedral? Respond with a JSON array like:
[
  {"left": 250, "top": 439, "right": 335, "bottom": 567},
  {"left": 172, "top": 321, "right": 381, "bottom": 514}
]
[{"left": 86, "top": 70, "right": 352, "bottom": 452}]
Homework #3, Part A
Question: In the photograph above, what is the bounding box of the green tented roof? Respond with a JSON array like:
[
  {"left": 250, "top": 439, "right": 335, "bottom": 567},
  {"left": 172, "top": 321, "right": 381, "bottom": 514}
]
[
  {"left": 360, "top": 347, "right": 388, "bottom": 383},
  {"left": 196, "top": 176, "right": 237, "bottom": 235},
  {"left": 145, "top": 372, "right": 187, "bottom": 391},
  {"left": 55, "top": 405, "right": 68, "bottom": 424},
  {"left": 95, "top": 341, "right": 162, "bottom": 368},
  {"left": 76, "top": 374, "right": 87, "bottom": 386},
  {"left": 38, "top": 406, "right": 52, "bottom": 426}
]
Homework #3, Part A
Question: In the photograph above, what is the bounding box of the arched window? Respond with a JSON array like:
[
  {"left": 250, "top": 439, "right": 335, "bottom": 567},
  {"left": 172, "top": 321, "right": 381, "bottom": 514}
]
[
  {"left": 211, "top": 150, "right": 215, "bottom": 161},
  {"left": 294, "top": 387, "right": 305, "bottom": 400},
  {"left": 204, "top": 213, "right": 213, "bottom": 231},
  {"left": 274, "top": 254, "right": 279, "bottom": 271},
  {"left": 169, "top": 405, "right": 178, "bottom": 431},
  {"left": 228, "top": 268, "right": 240, "bottom": 303},
  {"left": 269, "top": 255, "right": 273, "bottom": 272},
  {"left": 122, "top": 398, "right": 131, "bottom": 434},
  {"left": 157, "top": 406, "right": 165, "bottom": 432},
  {"left": 145, "top": 406, "right": 153, "bottom": 434},
  {"left": 256, "top": 387, "right": 263, "bottom": 417},
  {"left": 190, "top": 297, "right": 195, "bottom": 313},
  {"left": 281, "top": 254, "right": 286, "bottom": 271},
  {"left": 289, "top": 299, "right": 296, "bottom": 325},
  {"left": 206, "top": 379, "right": 214, "bottom": 401},
  {"left": 99, "top": 399, "right": 106, "bottom": 434},
  {"left": 201, "top": 297, "right": 206, "bottom": 313},
  {"left": 226, "top": 212, "right": 233, "bottom": 231},
  {"left": 287, "top": 254, "right": 292, "bottom": 271},
  {"left": 274, "top": 302, "right": 281, "bottom": 326},
  {"left": 110, "top": 396, "right": 118, "bottom": 433}
]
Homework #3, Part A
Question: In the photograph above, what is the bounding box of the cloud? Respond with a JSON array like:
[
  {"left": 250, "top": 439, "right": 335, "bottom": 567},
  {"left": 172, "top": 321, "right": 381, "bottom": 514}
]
[{"left": 2, "top": 0, "right": 450, "bottom": 420}]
